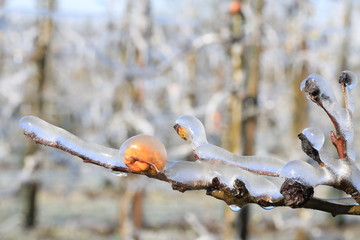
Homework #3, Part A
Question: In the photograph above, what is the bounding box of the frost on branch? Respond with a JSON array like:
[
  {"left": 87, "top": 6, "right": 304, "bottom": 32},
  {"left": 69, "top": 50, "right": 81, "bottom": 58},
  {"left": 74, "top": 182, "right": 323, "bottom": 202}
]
[{"left": 19, "top": 71, "right": 360, "bottom": 215}]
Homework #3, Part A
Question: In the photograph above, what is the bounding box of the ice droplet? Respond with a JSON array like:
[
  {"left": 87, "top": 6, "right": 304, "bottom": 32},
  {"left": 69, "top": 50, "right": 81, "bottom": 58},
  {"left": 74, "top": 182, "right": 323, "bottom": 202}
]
[
  {"left": 339, "top": 70, "right": 358, "bottom": 90},
  {"left": 228, "top": 204, "right": 241, "bottom": 212},
  {"left": 302, "top": 127, "right": 325, "bottom": 151},
  {"left": 110, "top": 171, "right": 128, "bottom": 177},
  {"left": 261, "top": 206, "right": 276, "bottom": 210}
]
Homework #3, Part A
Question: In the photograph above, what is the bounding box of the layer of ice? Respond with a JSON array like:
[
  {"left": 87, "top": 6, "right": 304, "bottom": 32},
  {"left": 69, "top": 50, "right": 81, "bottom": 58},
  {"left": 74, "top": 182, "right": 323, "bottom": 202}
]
[
  {"left": 165, "top": 160, "right": 282, "bottom": 200},
  {"left": 19, "top": 116, "right": 125, "bottom": 168},
  {"left": 175, "top": 115, "right": 208, "bottom": 148},
  {"left": 301, "top": 127, "right": 325, "bottom": 151},
  {"left": 280, "top": 160, "right": 333, "bottom": 186},
  {"left": 195, "top": 144, "right": 285, "bottom": 176}
]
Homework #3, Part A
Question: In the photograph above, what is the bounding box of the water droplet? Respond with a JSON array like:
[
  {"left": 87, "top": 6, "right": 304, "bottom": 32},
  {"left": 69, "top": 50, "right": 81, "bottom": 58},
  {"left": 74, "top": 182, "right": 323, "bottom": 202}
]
[
  {"left": 110, "top": 171, "right": 128, "bottom": 177},
  {"left": 340, "top": 70, "right": 358, "bottom": 90},
  {"left": 228, "top": 204, "right": 241, "bottom": 212},
  {"left": 302, "top": 127, "right": 325, "bottom": 151},
  {"left": 261, "top": 206, "right": 276, "bottom": 210}
]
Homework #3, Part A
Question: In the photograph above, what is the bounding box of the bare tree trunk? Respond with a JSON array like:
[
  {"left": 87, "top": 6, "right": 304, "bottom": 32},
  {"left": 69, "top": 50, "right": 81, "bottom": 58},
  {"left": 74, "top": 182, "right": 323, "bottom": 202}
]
[
  {"left": 22, "top": 0, "right": 56, "bottom": 229},
  {"left": 237, "top": 0, "right": 263, "bottom": 239},
  {"left": 222, "top": 1, "right": 245, "bottom": 239}
]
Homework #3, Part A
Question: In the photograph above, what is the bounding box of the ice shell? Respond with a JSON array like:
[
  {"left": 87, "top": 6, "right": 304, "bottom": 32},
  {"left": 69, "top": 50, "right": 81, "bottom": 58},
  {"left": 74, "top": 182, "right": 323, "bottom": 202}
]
[
  {"left": 301, "top": 127, "right": 325, "bottom": 151},
  {"left": 280, "top": 160, "right": 332, "bottom": 186},
  {"left": 175, "top": 115, "right": 208, "bottom": 148},
  {"left": 119, "top": 135, "right": 167, "bottom": 172},
  {"left": 340, "top": 70, "right": 358, "bottom": 90}
]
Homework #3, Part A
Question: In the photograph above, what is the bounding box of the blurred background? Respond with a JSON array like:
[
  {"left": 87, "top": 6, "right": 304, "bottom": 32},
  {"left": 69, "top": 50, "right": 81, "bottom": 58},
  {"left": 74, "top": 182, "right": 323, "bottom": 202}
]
[{"left": 1, "top": 0, "right": 360, "bottom": 239}]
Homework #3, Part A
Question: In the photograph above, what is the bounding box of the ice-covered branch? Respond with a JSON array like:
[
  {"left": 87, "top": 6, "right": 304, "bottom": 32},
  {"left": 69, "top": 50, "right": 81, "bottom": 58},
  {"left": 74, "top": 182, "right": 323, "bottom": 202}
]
[
  {"left": 174, "top": 115, "right": 285, "bottom": 177},
  {"left": 19, "top": 116, "right": 281, "bottom": 208},
  {"left": 300, "top": 72, "right": 356, "bottom": 161},
  {"left": 299, "top": 71, "right": 360, "bottom": 203},
  {"left": 19, "top": 115, "right": 360, "bottom": 215}
]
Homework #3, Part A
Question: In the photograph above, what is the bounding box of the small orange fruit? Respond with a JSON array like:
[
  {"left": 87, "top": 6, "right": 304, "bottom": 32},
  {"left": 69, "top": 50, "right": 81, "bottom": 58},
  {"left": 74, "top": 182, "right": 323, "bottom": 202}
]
[{"left": 120, "top": 135, "right": 167, "bottom": 173}]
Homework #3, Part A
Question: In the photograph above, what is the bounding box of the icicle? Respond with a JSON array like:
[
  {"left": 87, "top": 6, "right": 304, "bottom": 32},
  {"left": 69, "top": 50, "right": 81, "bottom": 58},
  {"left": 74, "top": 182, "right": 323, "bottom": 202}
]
[{"left": 228, "top": 205, "right": 241, "bottom": 212}]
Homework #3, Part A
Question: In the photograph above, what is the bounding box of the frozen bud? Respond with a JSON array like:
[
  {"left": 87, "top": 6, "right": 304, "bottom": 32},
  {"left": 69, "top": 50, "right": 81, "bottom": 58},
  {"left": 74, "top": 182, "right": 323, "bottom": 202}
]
[
  {"left": 339, "top": 70, "right": 358, "bottom": 90},
  {"left": 298, "top": 131, "right": 323, "bottom": 166},
  {"left": 301, "top": 127, "right": 325, "bottom": 151},
  {"left": 280, "top": 179, "right": 314, "bottom": 208},
  {"left": 120, "top": 135, "right": 167, "bottom": 173},
  {"left": 300, "top": 74, "right": 334, "bottom": 103},
  {"left": 174, "top": 115, "right": 208, "bottom": 148}
]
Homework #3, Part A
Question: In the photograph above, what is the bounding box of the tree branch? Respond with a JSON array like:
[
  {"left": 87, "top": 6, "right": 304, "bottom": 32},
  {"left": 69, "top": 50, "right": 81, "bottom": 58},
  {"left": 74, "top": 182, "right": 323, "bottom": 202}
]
[{"left": 19, "top": 116, "right": 360, "bottom": 216}]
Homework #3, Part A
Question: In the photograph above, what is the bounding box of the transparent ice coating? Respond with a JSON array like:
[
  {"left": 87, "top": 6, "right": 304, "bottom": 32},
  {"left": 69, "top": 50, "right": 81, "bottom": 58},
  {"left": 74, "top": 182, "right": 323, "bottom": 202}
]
[
  {"left": 19, "top": 116, "right": 125, "bottom": 168},
  {"left": 165, "top": 160, "right": 282, "bottom": 200},
  {"left": 280, "top": 160, "right": 334, "bottom": 186},
  {"left": 195, "top": 144, "right": 285, "bottom": 176},
  {"left": 301, "top": 127, "right": 325, "bottom": 151},
  {"left": 175, "top": 115, "right": 208, "bottom": 148}
]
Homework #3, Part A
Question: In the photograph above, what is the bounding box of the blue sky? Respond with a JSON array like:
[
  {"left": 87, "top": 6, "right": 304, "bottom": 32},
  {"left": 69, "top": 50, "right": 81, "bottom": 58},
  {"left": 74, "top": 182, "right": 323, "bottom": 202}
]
[{"left": 5, "top": 0, "right": 340, "bottom": 24}]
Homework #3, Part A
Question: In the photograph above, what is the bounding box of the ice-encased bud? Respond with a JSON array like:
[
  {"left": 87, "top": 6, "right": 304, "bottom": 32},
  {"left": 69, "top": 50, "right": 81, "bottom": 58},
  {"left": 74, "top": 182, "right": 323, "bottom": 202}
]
[
  {"left": 174, "top": 115, "right": 208, "bottom": 148},
  {"left": 339, "top": 70, "right": 358, "bottom": 90},
  {"left": 301, "top": 127, "right": 325, "bottom": 151},
  {"left": 120, "top": 135, "right": 167, "bottom": 172},
  {"left": 300, "top": 74, "right": 335, "bottom": 103}
]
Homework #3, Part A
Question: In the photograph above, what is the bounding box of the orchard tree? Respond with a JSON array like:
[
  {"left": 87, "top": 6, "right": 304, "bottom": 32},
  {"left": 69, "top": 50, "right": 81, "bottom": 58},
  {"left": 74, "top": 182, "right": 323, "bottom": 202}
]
[{"left": 20, "top": 71, "right": 360, "bottom": 216}]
